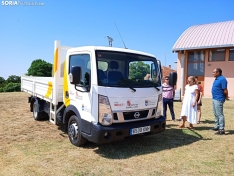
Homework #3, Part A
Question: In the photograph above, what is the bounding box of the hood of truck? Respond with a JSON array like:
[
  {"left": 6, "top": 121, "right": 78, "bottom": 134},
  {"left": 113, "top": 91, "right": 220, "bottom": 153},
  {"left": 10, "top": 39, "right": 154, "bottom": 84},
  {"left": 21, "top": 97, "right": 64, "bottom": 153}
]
[{"left": 103, "top": 87, "right": 161, "bottom": 111}]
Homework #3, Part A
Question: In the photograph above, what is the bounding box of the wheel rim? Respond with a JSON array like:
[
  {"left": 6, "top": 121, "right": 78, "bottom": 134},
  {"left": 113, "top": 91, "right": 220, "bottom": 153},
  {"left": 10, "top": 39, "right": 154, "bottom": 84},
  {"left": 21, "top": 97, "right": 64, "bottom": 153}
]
[
  {"left": 33, "top": 103, "right": 37, "bottom": 118},
  {"left": 68, "top": 121, "right": 79, "bottom": 141}
]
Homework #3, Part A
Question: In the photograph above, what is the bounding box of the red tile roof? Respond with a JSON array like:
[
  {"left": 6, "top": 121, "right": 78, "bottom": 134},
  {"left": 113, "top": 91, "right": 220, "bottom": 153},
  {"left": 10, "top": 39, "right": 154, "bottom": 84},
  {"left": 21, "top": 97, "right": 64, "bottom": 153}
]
[{"left": 162, "top": 66, "right": 176, "bottom": 78}]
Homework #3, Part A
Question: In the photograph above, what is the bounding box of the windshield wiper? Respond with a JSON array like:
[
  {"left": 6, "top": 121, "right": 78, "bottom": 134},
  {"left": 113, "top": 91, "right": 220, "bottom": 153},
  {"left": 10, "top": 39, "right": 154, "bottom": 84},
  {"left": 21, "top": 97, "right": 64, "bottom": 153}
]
[
  {"left": 129, "top": 86, "right": 136, "bottom": 92},
  {"left": 154, "top": 86, "right": 160, "bottom": 91}
]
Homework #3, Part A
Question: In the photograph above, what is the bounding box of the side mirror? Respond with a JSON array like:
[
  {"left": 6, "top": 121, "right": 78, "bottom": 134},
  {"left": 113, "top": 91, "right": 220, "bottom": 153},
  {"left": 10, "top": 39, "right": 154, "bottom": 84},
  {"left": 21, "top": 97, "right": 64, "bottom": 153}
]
[
  {"left": 152, "top": 69, "right": 156, "bottom": 76},
  {"left": 69, "top": 66, "right": 81, "bottom": 84},
  {"left": 157, "top": 60, "right": 162, "bottom": 77},
  {"left": 169, "top": 72, "right": 177, "bottom": 86}
]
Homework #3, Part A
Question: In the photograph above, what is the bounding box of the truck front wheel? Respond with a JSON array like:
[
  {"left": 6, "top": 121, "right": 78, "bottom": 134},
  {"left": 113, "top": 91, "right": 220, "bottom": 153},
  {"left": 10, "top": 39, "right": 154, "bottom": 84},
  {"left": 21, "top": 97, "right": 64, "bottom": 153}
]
[
  {"left": 33, "top": 101, "right": 44, "bottom": 120},
  {"left": 68, "top": 115, "right": 87, "bottom": 146}
]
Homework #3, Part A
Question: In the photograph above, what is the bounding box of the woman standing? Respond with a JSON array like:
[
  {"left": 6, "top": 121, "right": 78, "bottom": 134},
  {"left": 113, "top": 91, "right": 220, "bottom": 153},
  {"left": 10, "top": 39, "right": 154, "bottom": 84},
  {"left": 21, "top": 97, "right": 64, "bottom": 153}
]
[
  {"left": 179, "top": 76, "right": 199, "bottom": 129},
  {"left": 162, "top": 76, "right": 175, "bottom": 121}
]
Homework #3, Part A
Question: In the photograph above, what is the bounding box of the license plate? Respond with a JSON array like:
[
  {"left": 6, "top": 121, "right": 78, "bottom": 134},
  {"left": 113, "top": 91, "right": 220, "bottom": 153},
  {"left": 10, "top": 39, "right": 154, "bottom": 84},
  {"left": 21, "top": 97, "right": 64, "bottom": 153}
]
[{"left": 130, "top": 126, "right": 151, "bottom": 135}]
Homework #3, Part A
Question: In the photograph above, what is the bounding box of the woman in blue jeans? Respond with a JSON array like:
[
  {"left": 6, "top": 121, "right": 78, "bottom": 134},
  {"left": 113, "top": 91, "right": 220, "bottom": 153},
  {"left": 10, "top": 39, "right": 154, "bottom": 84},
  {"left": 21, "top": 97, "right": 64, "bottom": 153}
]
[{"left": 162, "top": 76, "right": 175, "bottom": 121}]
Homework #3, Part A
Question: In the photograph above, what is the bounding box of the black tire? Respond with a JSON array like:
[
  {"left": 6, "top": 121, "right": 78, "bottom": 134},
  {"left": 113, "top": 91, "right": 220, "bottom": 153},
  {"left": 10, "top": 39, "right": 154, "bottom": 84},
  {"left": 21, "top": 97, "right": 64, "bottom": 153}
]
[
  {"left": 68, "top": 115, "right": 87, "bottom": 146},
  {"left": 33, "top": 101, "right": 44, "bottom": 121}
]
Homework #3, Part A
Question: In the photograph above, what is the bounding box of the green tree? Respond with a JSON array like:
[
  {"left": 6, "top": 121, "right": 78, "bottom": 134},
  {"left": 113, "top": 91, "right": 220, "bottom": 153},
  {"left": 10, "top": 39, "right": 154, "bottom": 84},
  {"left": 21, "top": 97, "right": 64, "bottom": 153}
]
[
  {"left": 6, "top": 75, "right": 20, "bottom": 83},
  {"left": 0, "top": 76, "right": 5, "bottom": 86},
  {"left": 3, "top": 82, "right": 21, "bottom": 92},
  {"left": 27, "top": 59, "right": 52, "bottom": 76},
  {"left": 0, "top": 75, "right": 21, "bottom": 92},
  {"left": 0, "top": 76, "right": 4, "bottom": 92},
  {"left": 129, "top": 61, "right": 150, "bottom": 80}
]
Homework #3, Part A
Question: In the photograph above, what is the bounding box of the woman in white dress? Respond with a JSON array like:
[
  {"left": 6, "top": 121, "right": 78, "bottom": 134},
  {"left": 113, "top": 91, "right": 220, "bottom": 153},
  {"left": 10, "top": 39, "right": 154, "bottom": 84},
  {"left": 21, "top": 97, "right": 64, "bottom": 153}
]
[{"left": 179, "top": 76, "right": 199, "bottom": 129}]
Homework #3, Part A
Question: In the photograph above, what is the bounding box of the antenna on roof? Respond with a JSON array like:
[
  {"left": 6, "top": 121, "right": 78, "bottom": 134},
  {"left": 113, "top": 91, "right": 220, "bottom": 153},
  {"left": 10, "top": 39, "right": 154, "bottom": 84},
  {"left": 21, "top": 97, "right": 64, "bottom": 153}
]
[
  {"left": 106, "top": 36, "right": 113, "bottom": 47},
  {"left": 114, "top": 22, "right": 127, "bottom": 49}
]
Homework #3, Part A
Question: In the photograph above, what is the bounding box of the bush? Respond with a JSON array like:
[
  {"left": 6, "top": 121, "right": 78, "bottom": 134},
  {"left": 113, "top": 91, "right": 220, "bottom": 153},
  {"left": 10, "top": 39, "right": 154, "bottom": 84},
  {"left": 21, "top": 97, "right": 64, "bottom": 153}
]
[{"left": 3, "top": 83, "right": 21, "bottom": 92}]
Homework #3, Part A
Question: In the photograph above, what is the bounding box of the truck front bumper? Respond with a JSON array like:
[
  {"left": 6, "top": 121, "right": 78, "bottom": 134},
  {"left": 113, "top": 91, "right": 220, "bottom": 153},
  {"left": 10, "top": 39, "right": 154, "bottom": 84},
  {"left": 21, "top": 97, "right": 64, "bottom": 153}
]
[{"left": 81, "top": 116, "right": 166, "bottom": 144}]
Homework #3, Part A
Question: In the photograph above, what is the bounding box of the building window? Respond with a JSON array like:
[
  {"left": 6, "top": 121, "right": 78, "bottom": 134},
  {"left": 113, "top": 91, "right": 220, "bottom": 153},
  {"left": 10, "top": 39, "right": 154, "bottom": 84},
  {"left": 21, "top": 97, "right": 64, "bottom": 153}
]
[
  {"left": 229, "top": 48, "right": 234, "bottom": 61},
  {"left": 187, "top": 51, "right": 204, "bottom": 76},
  {"left": 209, "top": 49, "right": 225, "bottom": 61}
]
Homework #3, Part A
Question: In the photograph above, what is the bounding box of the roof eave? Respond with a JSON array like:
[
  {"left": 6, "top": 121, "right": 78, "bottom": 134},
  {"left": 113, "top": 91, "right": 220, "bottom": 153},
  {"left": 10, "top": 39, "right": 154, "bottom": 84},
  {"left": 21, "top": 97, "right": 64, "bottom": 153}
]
[{"left": 172, "top": 44, "right": 234, "bottom": 52}]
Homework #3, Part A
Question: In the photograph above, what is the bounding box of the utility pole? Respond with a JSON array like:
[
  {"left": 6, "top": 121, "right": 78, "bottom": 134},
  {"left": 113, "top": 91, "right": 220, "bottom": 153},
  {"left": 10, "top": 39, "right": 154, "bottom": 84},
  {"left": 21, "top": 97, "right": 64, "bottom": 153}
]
[{"left": 165, "top": 53, "right": 167, "bottom": 66}]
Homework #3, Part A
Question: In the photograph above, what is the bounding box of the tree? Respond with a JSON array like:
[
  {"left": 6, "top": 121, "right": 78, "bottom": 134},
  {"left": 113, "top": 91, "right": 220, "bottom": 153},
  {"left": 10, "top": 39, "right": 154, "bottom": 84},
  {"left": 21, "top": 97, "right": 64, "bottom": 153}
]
[
  {"left": 0, "top": 76, "right": 5, "bottom": 86},
  {"left": 0, "top": 76, "right": 4, "bottom": 92},
  {"left": 129, "top": 61, "right": 150, "bottom": 80},
  {"left": 27, "top": 59, "right": 52, "bottom": 77},
  {"left": 0, "top": 75, "right": 21, "bottom": 92},
  {"left": 3, "top": 82, "right": 21, "bottom": 92},
  {"left": 6, "top": 75, "right": 20, "bottom": 83}
]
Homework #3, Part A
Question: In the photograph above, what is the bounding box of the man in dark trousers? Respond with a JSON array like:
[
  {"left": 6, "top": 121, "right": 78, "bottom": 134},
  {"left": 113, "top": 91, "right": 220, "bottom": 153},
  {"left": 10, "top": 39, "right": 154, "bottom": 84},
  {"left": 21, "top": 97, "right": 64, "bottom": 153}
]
[
  {"left": 211, "top": 68, "right": 229, "bottom": 135},
  {"left": 162, "top": 76, "right": 175, "bottom": 121}
]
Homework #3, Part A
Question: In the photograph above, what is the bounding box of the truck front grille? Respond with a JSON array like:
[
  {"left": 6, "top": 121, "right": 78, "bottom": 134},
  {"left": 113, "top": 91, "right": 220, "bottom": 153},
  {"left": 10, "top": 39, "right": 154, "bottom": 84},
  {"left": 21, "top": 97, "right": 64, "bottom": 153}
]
[
  {"left": 112, "top": 108, "right": 155, "bottom": 123},
  {"left": 123, "top": 110, "right": 148, "bottom": 120}
]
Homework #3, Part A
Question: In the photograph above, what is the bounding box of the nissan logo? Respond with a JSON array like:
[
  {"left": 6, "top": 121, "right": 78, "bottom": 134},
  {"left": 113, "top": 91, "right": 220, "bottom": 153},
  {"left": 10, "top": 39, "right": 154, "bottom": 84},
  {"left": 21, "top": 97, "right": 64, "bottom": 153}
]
[{"left": 134, "top": 112, "right": 140, "bottom": 118}]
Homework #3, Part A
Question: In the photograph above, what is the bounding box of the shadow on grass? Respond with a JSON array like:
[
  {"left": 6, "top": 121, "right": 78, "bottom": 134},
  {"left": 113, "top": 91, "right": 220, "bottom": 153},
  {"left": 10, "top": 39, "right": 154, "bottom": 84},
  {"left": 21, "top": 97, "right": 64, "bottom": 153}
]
[
  {"left": 192, "top": 126, "right": 214, "bottom": 131},
  {"left": 84, "top": 128, "right": 209, "bottom": 159},
  {"left": 190, "top": 125, "right": 234, "bottom": 135},
  {"left": 225, "top": 130, "right": 234, "bottom": 135},
  {"left": 56, "top": 123, "right": 216, "bottom": 159},
  {"left": 201, "top": 119, "right": 214, "bottom": 124}
]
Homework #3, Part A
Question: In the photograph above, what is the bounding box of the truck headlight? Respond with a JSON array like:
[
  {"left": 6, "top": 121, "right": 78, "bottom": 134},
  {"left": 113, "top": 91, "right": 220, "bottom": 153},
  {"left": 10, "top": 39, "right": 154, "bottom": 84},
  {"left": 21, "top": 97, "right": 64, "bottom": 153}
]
[
  {"left": 98, "top": 95, "right": 113, "bottom": 126},
  {"left": 155, "top": 93, "right": 163, "bottom": 118}
]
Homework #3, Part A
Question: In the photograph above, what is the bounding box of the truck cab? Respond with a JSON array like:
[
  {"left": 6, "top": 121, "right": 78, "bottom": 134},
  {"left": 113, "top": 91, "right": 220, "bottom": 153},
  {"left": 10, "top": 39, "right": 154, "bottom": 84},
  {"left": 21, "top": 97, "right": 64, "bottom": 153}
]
[{"left": 21, "top": 40, "right": 177, "bottom": 147}]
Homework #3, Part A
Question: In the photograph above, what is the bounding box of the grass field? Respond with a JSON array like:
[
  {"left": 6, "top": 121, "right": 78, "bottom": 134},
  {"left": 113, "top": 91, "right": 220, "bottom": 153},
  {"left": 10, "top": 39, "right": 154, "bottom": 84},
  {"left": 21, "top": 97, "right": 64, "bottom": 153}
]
[{"left": 0, "top": 92, "right": 234, "bottom": 176}]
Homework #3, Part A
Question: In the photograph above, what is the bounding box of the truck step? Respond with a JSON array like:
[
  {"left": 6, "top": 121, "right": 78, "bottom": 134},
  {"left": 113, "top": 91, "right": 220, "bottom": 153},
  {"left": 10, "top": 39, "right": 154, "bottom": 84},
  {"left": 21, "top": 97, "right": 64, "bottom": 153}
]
[{"left": 49, "top": 110, "right": 56, "bottom": 124}]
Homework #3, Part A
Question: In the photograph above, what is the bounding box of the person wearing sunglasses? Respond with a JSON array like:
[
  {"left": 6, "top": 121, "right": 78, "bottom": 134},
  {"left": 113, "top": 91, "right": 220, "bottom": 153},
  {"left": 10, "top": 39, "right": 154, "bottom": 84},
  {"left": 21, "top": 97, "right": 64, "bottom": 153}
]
[
  {"left": 179, "top": 76, "right": 199, "bottom": 129},
  {"left": 162, "top": 76, "right": 176, "bottom": 121}
]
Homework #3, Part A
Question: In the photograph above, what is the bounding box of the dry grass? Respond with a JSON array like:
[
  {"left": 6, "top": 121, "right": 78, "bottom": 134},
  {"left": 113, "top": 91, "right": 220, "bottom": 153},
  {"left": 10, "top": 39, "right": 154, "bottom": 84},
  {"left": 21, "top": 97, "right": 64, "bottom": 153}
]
[{"left": 0, "top": 92, "right": 234, "bottom": 176}]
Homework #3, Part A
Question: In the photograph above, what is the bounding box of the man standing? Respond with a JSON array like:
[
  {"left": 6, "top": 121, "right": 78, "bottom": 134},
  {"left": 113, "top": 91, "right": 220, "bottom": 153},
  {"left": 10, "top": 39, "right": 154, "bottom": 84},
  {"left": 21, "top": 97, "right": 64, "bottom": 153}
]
[
  {"left": 162, "top": 76, "right": 175, "bottom": 121},
  {"left": 211, "top": 68, "right": 229, "bottom": 135}
]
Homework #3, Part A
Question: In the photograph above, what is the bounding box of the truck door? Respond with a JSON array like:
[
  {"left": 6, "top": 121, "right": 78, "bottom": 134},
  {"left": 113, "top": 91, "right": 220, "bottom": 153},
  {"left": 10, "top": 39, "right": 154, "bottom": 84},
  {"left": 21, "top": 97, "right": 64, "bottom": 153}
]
[{"left": 67, "top": 53, "right": 92, "bottom": 134}]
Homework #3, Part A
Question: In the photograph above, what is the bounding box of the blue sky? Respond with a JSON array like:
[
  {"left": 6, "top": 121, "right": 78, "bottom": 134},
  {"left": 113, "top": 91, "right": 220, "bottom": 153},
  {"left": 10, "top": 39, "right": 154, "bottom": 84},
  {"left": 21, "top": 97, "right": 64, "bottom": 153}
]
[{"left": 0, "top": 0, "right": 234, "bottom": 79}]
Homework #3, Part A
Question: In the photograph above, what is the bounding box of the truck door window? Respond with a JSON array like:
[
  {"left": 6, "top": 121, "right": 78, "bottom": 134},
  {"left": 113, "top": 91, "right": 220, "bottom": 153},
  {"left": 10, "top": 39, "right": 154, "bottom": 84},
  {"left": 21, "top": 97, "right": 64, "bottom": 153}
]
[{"left": 69, "top": 54, "right": 91, "bottom": 88}]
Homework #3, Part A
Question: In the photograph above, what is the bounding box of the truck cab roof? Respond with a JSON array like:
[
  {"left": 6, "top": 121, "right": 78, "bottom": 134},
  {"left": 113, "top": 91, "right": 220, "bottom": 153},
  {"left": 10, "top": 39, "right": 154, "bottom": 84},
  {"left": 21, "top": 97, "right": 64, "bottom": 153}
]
[{"left": 67, "top": 46, "right": 156, "bottom": 58}]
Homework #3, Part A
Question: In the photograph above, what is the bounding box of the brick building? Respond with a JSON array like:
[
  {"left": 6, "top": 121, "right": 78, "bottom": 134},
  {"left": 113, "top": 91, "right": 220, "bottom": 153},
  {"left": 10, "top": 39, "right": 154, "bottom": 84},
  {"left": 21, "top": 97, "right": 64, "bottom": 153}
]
[
  {"left": 162, "top": 65, "right": 176, "bottom": 79},
  {"left": 172, "top": 20, "right": 234, "bottom": 98}
]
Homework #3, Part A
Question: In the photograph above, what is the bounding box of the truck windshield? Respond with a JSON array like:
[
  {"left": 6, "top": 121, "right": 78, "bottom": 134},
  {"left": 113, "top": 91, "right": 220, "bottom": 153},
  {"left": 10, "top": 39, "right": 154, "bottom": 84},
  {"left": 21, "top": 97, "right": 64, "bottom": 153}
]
[{"left": 96, "top": 50, "right": 161, "bottom": 88}]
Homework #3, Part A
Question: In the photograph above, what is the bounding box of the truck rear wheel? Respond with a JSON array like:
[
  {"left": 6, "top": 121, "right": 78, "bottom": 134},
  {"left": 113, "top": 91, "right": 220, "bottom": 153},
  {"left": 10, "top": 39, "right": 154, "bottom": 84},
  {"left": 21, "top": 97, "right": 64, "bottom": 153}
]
[
  {"left": 68, "top": 115, "right": 87, "bottom": 146},
  {"left": 33, "top": 101, "right": 44, "bottom": 120}
]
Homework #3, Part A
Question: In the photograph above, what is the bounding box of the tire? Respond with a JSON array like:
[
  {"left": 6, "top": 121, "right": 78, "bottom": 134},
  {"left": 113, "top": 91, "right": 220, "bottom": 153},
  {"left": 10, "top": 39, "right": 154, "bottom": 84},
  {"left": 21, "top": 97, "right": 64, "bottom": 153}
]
[
  {"left": 33, "top": 101, "right": 44, "bottom": 121},
  {"left": 68, "top": 115, "right": 87, "bottom": 146}
]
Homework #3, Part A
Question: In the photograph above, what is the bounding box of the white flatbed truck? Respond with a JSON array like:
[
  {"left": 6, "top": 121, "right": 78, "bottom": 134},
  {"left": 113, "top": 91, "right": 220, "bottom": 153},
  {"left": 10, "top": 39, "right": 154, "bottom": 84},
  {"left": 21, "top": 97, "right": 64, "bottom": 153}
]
[{"left": 21, "top": 40, "right": 177, "bottom": 146}]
